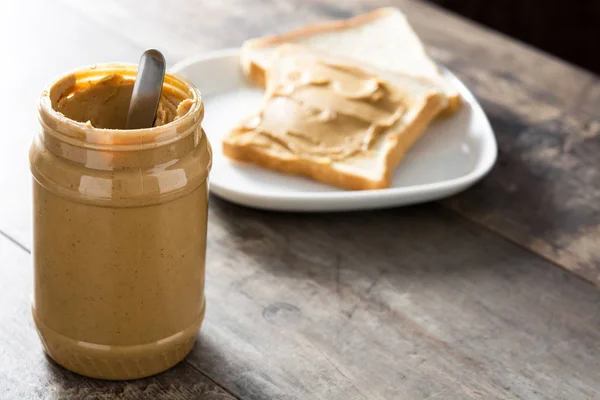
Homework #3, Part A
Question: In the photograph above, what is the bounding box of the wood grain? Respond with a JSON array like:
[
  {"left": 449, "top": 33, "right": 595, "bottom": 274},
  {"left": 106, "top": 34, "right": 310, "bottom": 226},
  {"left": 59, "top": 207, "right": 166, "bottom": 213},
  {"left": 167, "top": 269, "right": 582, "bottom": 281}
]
[
  {"left": 185, "top": 199, "right": 600, "bottom": 399},
  {"left": 5, "top": 0, "right": 598, "bottom": 285},
  {"left": 5, "top": 200, "right": 600, "bottom": 398},
  {"left": 392, "top": 0, "right": 600, "bottom": 284},
  {"left": 2, "top": 0, "right": 600, "bottom": 398}
]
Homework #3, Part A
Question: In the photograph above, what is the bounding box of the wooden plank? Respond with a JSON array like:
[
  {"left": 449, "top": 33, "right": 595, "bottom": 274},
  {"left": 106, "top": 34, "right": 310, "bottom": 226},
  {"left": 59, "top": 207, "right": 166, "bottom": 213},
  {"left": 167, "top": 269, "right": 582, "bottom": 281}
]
[
  {"left": 2, "top": 0, "right": 600, "bottom": 398},
  {"left": 65, "top": 0, "right": 600, "bottom": 284},
  {"left": 374, "top": 0, "right": 600, "bottom": 284},
  {"left": 6, "top": 199, "right": 600, "bottom": 398},
  {"left": 3, "top": 0, "right": 595, "bottom": 282},
  {"left": 181, "top": 198, "right": 600, "bottom": 399},
  {"left": 380, "top": 0, "right": 600, "bottom": 283},
  {"left": 0, "top": 235, "right": 238, "bottom": 400},
  {"left": 442, "top": 100, "right": 600, "bottom": 284}
]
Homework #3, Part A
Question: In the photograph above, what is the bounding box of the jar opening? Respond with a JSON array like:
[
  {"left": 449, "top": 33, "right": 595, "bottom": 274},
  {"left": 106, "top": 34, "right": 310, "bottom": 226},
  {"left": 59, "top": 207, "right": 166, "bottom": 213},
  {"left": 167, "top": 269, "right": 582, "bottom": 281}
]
[{"left": 40, "top": 64, "right": 204, "bottom": 149}]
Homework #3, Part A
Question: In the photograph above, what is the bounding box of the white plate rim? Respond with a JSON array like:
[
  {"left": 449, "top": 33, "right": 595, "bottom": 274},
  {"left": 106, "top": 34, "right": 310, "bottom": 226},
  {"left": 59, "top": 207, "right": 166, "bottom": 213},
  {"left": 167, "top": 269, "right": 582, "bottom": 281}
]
[{"left": 171, "top": 48, "right": 497, "bottom": 206}]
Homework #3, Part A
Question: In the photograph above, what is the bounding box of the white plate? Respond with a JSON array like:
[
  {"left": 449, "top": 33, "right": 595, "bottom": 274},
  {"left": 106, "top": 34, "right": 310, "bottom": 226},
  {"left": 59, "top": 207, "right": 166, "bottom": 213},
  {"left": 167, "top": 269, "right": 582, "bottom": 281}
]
[{"left": 172, "top": 49, "right": 497, "bottom": 212}]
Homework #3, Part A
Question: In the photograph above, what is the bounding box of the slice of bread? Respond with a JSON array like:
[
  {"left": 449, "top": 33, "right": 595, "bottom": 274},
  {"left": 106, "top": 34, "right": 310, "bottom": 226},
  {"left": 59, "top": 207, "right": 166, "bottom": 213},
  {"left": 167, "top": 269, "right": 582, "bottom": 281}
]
[
  {"left": 223, "top": 45, "right": 448, "bottom": 190},
  {"left": 241, "top": 7, "right": 461, "bottom": 114}
]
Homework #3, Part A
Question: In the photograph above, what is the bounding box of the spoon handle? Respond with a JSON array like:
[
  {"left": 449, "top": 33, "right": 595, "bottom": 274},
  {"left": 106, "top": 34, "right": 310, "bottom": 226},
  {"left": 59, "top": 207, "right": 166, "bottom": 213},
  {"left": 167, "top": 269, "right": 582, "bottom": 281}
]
[{"left": 126, "top": 49, "right": 166, "bottom": 129}]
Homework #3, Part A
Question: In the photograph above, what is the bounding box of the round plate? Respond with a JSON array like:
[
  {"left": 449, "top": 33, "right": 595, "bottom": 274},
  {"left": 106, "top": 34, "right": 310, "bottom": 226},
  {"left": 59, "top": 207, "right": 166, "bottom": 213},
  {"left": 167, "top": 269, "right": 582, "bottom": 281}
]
[{"left": 172, "top": 49, "right": 497, "bottom": 212}]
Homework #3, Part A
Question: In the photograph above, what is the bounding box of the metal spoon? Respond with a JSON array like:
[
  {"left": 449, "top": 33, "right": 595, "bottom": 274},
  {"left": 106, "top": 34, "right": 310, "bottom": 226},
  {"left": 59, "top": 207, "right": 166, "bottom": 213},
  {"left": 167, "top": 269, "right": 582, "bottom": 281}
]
[{"left": 126, "top": 49, "right": 166, "bottom": 129}]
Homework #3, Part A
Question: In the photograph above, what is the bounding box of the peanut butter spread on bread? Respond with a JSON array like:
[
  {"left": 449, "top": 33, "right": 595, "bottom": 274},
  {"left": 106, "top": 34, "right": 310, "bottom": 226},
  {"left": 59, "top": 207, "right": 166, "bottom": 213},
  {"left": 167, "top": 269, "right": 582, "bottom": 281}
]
[{"left": 236, "top": 56, "right": 406, "bottom": 162}]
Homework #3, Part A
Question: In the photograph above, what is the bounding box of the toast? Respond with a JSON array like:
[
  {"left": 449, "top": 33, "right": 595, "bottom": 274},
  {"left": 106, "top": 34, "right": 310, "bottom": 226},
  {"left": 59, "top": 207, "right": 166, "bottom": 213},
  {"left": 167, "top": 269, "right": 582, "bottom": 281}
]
[
  {"left": 240, "top": 7, "right": 461, "bottom": 114},
  {"left": 223, "top": 46, "right": 447, "bottom": 190}
]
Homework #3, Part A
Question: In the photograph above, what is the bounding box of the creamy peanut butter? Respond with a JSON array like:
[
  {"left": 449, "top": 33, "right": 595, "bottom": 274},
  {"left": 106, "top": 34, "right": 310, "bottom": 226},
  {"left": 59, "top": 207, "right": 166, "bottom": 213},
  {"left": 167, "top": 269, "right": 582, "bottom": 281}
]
[
  {"left": 30, "top": 64, "right": 211, "bottom": 380},
  {"left": 237, "top": 56, "right": 406, "bottom": 161},
  {"left": 54, "top": 73, "right": 194, "bottom": 128}
]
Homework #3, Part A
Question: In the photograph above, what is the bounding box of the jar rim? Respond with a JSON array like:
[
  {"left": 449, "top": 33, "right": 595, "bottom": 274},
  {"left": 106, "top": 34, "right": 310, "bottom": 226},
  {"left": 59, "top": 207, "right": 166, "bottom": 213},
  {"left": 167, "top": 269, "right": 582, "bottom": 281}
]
[{"left": 38, "top": 63, "right": 204, "bottom": 150}]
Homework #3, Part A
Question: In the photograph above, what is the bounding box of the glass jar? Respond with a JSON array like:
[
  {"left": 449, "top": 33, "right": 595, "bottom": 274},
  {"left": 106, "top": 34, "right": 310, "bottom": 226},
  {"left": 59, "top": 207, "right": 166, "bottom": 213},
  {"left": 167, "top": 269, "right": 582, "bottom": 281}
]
[{"left": 30, "top": 64, "right": 211, "bottom": 380}]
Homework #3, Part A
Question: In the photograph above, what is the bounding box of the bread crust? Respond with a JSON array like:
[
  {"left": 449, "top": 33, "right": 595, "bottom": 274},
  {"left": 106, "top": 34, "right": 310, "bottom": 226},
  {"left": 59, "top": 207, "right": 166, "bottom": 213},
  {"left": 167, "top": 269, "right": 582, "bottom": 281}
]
[
  {"left": 240, "top": 7, "right": 461, "bottom": 113},
  {"left": 222, "top": 90, "right": 447, "bottom": 191},
  {"left": 241, "top": 8, "right": 396, "bottom": 88}
]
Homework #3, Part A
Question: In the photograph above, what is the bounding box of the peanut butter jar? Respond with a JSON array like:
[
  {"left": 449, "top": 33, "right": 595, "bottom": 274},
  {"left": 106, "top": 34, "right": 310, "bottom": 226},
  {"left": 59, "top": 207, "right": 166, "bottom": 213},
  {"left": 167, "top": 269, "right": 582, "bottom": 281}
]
[{"left": 29, "top": 64, "right": 211, "bottom": 380}]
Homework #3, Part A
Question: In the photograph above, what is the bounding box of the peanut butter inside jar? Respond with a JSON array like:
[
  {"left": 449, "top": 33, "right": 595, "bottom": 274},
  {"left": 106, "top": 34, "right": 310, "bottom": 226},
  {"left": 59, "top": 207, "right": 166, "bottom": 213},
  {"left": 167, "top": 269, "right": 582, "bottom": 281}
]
[{"left": 30, "top": 64, "right": 212, "bottom": 380}]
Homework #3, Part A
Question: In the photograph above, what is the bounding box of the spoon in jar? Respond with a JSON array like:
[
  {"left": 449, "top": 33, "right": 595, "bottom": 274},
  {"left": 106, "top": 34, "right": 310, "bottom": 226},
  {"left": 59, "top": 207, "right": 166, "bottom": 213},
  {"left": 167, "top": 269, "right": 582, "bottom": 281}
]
[{"left": 126, "top": 49, "right": 166, "bottom": 129}]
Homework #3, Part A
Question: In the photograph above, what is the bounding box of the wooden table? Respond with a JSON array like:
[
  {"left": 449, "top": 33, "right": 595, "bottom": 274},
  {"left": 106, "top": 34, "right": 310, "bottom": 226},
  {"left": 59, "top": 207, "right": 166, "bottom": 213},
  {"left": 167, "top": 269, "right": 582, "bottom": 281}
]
[{"left": 2, "top": 0, "right": 599, "bottom": 398}]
